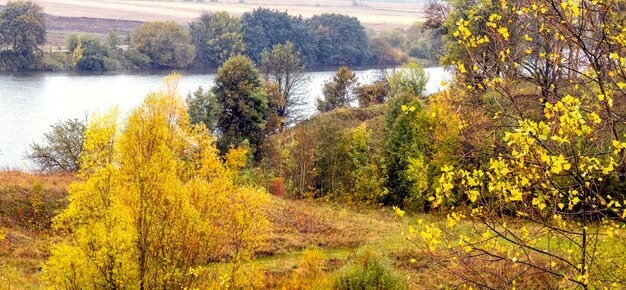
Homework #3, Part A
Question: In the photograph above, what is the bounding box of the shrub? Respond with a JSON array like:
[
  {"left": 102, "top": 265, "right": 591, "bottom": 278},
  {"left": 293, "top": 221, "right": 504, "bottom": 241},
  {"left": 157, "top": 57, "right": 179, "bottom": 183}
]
[
  {"left": 287, "top": 248, "right": 330, "bottom": 289},
  {"left": 122, "top": 49, "right": 151, "bottom": 69},
  {"left": 334, "top": 248, "right": 408, "bottom": 290}
]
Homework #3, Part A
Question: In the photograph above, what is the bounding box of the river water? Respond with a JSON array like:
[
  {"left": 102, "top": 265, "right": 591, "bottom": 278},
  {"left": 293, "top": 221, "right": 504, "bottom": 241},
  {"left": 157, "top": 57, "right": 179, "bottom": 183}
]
[{"left": 0, "top": 67, "right": 447, "bottom": 169}]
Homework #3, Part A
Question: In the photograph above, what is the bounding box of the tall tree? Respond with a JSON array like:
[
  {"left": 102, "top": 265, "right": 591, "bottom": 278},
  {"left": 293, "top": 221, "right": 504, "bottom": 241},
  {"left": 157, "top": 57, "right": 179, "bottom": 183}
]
[
  {"left": 0, "top": 0, "right": 45, "bottom": 70},
  {"left": 189, "top": 11, "right": 245, "bottom": 67},
  {"left": 261, "top": 41, "right": 310, "bottom": 132},
  {"left": 213, "top": 55, "right": 268, "bottom": 154},
  {"left": 316, "top": 66, "right": 358, "bottom": 112},
  {"left": 132, "top": 21, "right": 195, "bottom": 68}
]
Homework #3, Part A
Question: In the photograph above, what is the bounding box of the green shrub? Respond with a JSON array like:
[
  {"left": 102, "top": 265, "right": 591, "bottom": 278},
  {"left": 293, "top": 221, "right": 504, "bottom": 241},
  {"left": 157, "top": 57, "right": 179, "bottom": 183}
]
[
  {"left": 122, "top": 49, "right": 152, "bottom": 69},
  {"left": 40, "top": 52, "right": 70, "bottom": 71},
  {"left": 334, "top": 249, "right": 408, "bottom": 290}
]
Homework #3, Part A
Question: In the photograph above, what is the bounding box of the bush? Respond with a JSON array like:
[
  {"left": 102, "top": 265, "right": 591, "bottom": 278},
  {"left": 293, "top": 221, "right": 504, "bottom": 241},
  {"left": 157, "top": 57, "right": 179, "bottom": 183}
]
[
  {"left": 286, "top": 248, "right": 330, "bottom": 289},
  {"left": 40, "top": 52, "right": 70, "bottom": 71},
  {"left": 334, "top": 249, "right": 408, "bottom": 290},
  {"left": 66, "top": 34, "right": 114, "bottom": 71},
  {"left": 122, "top": 49, "right": 152, "bottom": 69}
]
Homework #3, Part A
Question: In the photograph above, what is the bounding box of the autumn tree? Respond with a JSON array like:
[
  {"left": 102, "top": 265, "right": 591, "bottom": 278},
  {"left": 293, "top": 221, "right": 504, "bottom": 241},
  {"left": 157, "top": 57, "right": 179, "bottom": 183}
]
[
  {"left": 0, "top": 0, "right": 45, "bottom": 70},
  {"left": 213, "top": 55, "right": 268, "bottom": 155},
  {"left": 189, "top": 11, "right": 245, "bottom": 67},
  {"left": 316, "top": 66, "right": 358, "bottom": 112},
  {"left": 132, "top": 21, "right": 195, "bottom": 68},
  {"left": 261, "top": 41, "right": 310, "bottom": 132},
  {"left": 423, "top": 0, "right": 450, "bottom": 31},
  {"left": 43, "top": 75, "right": 269, "bottom": 289},
  {"left": 407, "top": 0, "right": 626, "bottom": 288}
]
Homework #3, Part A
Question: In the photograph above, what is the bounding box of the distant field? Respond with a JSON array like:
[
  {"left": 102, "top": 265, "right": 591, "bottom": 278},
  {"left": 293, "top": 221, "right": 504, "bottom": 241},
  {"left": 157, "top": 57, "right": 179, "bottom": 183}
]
[{"left": 0, "top": 0, "right": 424, "bottom": 32}]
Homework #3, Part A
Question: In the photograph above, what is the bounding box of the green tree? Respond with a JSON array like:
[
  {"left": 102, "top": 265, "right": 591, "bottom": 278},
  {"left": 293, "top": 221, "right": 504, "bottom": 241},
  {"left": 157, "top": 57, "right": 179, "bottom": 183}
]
[
  {"left": 261, "top": 41, "right": 310, "bottom": 131},
  {"left": 189, "top": 11, "right": 245, "bottom": 67},
  {"left": 381, "top": 61, "right": 431, "bottom": 208},
  {"left": 241, "top": 8, "right": 316, "bottom": 64},
  {"left": 213, "top": 55, "right": 268, "bottom": 155},
  {"left": 27, "top": 118, "right": 85, "bottom": 172},
  {"left": 386, "top": 61, "right": 429, "bottom": 98},
  {"left": 316, "top": 66, "right": 358, "bottom": 112},
  {"left": 0, "top": 0, "right": 45, "bottom": 71},
  {"left": 132, "top": 21, "right": 195, "bottom": 68},
  {"left": 107, "top": 27, "right": 119, "bottom": 50},
  {"left": 349, "top": 124, "right": 388, "bottom": 205},
  {"left": 186, "top": 86, "right": 220, "bottom": 132},
  {"left": 307, "top": 13, "right": 370, "bottom": 66}
]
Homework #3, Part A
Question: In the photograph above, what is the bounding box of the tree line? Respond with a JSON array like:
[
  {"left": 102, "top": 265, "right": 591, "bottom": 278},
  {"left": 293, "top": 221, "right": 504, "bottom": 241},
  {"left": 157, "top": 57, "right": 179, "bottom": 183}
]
[{"left": 0, "top": 0, "right": 443, "bottom": 71}]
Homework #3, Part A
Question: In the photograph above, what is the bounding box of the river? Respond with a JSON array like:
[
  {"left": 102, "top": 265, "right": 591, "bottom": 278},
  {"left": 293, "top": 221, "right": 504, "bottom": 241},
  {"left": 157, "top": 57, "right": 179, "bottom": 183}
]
[{"left": 0, "top": 67, "right": 447, "bottom": 169}]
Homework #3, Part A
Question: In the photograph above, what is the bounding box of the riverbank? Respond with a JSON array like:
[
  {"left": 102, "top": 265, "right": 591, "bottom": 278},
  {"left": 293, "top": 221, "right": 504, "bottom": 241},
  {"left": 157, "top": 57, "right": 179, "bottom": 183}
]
[{"left": 0, "top": 67, "right": 448, "bottom": 169}]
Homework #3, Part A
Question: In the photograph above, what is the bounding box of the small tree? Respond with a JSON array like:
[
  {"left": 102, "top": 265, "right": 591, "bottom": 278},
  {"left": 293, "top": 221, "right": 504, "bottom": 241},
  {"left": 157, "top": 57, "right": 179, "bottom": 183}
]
[
  {"left": 186, "top": 86, "right": 220, "bottom": 133},
  {"left": 27, "top": 118, "right": 85, "bottom": 172},
  {"left": 213, "top": 55, "right": 268, "bottom": 155},
  {"left": 386, "top": 61, "right": 429, "bottom": 99},
  {"left": 107, "top": 27, "right": 119, "bottom": 50},
  {"left": 316, "top": 66, "right": 358, "bottom": 112},
  {"left": 261, "top": 41, "right": 310, "bottom": 131}
]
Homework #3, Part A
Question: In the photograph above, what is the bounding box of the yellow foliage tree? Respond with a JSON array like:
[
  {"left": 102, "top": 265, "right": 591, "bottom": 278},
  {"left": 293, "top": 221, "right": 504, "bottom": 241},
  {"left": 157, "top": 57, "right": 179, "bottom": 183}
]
[
  {"left": 406, "top": 0, "right": 626, "bottom": 288},
  {"left": 43, "top": 74, "right": 269, "bottom": 289}
]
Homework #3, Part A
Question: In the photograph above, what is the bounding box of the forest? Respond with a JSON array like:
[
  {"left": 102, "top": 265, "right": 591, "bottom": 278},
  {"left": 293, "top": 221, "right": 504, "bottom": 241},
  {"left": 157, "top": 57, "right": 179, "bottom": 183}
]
[{"left": 2, "top": 0, "right": 626, "bottom": 289}]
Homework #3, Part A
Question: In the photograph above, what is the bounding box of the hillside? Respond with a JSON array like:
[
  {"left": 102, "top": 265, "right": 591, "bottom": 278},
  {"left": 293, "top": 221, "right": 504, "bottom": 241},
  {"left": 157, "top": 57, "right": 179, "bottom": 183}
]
[{"left": 0, "top": 169, "right": 461, "bottom": 289}]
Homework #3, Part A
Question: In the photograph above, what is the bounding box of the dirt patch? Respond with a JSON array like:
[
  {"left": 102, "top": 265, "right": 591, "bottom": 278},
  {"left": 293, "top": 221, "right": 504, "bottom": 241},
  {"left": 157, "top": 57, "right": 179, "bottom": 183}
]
[{"left": 44, "top": 14, "right": 143, "bottom": 47}]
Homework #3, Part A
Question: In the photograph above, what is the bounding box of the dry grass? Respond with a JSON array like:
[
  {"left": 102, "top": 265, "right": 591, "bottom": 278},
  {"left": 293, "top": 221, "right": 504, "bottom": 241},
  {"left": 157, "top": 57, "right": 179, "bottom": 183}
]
[
  {"left": 262, "top": 197, "right": 403, "bottom": 256},
  {"left": 0, "top": 171, "right": 73, "bottom": 290}
]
